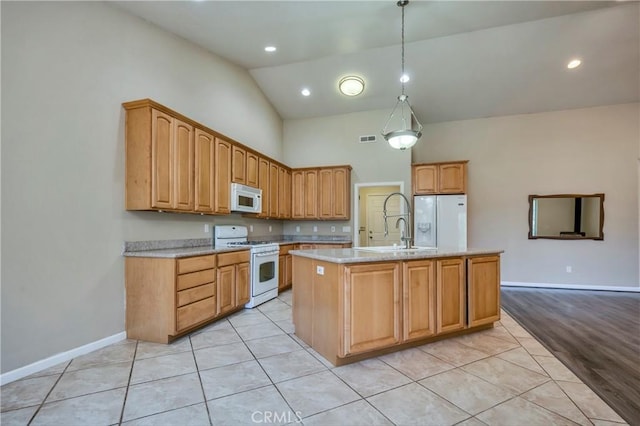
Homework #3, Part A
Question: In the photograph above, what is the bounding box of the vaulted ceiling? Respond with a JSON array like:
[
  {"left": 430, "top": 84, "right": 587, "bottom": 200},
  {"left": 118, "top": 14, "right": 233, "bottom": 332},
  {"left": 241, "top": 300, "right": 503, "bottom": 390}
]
[{"left": 112, "top": 1, "right": 640, "bottom": 124}]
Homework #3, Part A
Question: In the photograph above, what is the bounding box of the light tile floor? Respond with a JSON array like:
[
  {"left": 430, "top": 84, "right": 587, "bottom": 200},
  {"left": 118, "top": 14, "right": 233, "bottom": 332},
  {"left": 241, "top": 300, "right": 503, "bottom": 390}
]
[{"left": 1, "top": 290, "right": 628, "bottom": 426}]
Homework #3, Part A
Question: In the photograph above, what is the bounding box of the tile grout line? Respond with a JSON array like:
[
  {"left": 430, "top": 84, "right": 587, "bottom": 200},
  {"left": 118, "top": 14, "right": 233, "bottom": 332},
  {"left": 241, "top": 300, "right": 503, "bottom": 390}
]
[
  {"left": 188, "top": 334, "right": 214, "bottom": 426},
  {"left": 117, "top": 340, "right": 138, "bottom": 425},
  {"left": 25, "top": 360, "right": 72, "bottom": 425}
]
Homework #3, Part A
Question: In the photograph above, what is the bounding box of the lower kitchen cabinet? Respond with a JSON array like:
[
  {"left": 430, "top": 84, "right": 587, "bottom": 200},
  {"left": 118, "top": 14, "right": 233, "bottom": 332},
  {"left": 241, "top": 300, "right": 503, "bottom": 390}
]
[
  {"left": 217, "top": 250, "right": 250, "bottom": 315},
  {"left": 343, "top": 263, "right": 401, "bottom": 356},
  {"left": 468, "top": 255, "right": 501, "bottom": 327},
  {"left": 402, "top": 260, "right": 436, "bottom": 342},
  {"left": 278, "top": 244, "right": 295, "bottom": 291},
  {"left": 125, "top": 251, "right": 249, "bottom": 344},
  {"left": 436, "top": 258, "right": 466, "bottom": 334}
]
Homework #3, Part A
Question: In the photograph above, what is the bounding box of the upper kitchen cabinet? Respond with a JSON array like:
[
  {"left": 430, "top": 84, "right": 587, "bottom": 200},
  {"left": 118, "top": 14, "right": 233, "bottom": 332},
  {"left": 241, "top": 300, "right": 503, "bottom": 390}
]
[
  {"left": 124, "top": 101, "right": 194, "bottom": 212},
  {"left": 231, "top": 145, "right": 246, "bottom": 184},
  {"left": 246, "top": 152, "right": 259, "bottom": 188},
  {"left": 278, "top": 166, "right": 292, "bottom": 219},
  {"left": 412, "top": 161, "right": 468, "bottom": 195},
  {"left": 194, "top": 129, "right": 215, "bottom": 213},
  {"left": 257, "top": 156, "right": 270, "bottom": 218},
  {"left": 292, "top": 165, "right": 351, "bottom": 220},
  {"left": 214, "top": 137, "right": 232, "bottom": 214}
]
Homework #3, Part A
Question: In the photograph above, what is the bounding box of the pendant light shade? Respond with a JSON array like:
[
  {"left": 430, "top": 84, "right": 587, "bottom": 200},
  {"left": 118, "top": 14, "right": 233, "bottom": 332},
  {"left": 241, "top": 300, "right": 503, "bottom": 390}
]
[{"left": 382, "top": 0, "right": 423, "bottom": 151}]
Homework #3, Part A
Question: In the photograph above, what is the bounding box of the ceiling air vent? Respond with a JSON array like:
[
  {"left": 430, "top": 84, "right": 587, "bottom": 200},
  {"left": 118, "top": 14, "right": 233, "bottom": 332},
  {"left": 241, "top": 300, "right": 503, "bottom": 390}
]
[{"left": 359, "top": 135, "right": 377, "bottom": 144}]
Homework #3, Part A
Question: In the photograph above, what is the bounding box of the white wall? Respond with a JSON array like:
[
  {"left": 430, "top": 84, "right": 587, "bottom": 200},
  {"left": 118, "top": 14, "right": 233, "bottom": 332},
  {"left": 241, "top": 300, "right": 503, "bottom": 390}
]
[
  {"left": 413, "top": 103, "right": 639, "bottom": 288},
  {"left": 282, "top": 109, "right": 412, "bottom": 235},
  {"left": 1, "top": 2, "right": 283, "bottom": 373}
]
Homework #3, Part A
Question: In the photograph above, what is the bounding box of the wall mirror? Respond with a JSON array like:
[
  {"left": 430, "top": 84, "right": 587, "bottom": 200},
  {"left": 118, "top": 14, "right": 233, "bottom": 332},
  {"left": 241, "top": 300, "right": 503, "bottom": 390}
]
[{"left": 528, "top": 193, "right": 604, "bottom": 240}]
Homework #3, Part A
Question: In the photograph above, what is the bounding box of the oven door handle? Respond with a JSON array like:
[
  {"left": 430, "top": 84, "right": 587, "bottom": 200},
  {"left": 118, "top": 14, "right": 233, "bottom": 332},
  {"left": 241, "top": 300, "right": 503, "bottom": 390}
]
[{"left": 253, "top": 251, "right": 279, "bottom": 258}]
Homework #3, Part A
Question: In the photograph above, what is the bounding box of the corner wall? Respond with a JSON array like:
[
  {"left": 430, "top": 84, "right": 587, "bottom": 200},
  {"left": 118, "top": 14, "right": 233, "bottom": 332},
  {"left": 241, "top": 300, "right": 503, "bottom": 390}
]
[
  {"left": 413, "top": 103, "right": 639, "bottom": 288},
  {"left": 1, "top": 2, "right": 283, "bottom": 373}
]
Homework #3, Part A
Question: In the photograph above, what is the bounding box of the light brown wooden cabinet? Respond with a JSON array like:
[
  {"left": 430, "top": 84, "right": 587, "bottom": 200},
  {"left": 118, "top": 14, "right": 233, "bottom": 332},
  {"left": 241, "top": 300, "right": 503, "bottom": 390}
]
[
  {"left": 278, "top": 166, "right": 292, "bottom": 219},
  {"left": 343, "top": 263, "right": 402, "bottom": 356},
  {"left": 257, "top": 156, "right": 270, "bottom": 218},
  {"left": 124, "top": 104, "right": 195, "bottom": 212},
  {"left": 436, "top": 258, "right": 466, "bottom": 334},
  {"left": 231, "top": 145, "right": 247, "bottom": 184},
  {"left": 412, "top": 161, "right": 467, "bottom": 195},
  {"left": 246, "top": 152, "right": 259, "bottom": 188},
  {"left": 278, "top": 244, "right": 295, "bottom": 291},
  {"left": 269, "top": 162, "right": 279, "bottom": 217},
  {"left": 125, "top": 254, "right": 217, "bottom": 343},
  {"left": 214, "top": 138, "right": 232, "bottom": 214},
  {"left": 468, "top": 255, "right": 501, "bottom": 327},
  {"left": 194, "top": 129, "right": 215, "bottom": 213},
  {"left": 217, "top": 250, "right": 250, "bottom": 315},
  {"left": 402, "top": 260, "right": 436, "bottom": 342},
  {"left": 291, "top": 166, "right": 351, "bottom": 220}
]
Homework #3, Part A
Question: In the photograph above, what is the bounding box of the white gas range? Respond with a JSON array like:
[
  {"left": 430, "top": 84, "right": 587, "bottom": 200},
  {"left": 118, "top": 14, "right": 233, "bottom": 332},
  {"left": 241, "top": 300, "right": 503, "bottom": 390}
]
[{"left": 213, "top": 225, "right": 279, "bottom": 308}]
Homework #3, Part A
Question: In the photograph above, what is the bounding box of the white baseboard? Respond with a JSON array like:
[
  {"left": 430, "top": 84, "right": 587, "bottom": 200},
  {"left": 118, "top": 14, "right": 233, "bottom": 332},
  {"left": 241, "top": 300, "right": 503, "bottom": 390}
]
[
  {"left": 0, "top": 331, "right": 126, "bottom": 386},
  {"left": 501, "top": 281, "right": 640, "bottom": 293}
]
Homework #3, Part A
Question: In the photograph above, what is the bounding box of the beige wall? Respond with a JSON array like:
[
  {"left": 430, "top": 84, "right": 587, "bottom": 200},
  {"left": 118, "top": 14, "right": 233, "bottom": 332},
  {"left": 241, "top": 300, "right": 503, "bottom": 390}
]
[
  {"left": 1, "top": 2, "right": 283, "bottom": 373},
  {"left": 413, "top": 103, "right": 639, "bottom": 288}
]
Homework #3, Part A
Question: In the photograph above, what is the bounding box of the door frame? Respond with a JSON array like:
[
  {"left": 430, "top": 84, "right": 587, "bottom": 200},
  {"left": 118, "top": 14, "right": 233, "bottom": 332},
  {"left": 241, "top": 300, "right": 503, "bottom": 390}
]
[{"left": 353, "top": 181, "right": 405, "bottom": 248}]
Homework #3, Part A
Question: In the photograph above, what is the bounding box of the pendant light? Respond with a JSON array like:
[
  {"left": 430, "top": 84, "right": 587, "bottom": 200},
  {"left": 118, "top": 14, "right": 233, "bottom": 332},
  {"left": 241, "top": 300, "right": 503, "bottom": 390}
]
[{"left": 381, "top": 0, "right": 423, "bottom": 150}]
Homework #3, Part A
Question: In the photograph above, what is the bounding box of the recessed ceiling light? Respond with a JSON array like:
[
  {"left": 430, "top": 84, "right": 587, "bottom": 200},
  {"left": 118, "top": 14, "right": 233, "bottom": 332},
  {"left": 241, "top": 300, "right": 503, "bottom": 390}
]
[
  {"left": 567, "top": 59, "right": 582, "bottom": 69},
  {"left": 338, "top": 76, "right": 365, "bottom": 96},
  {"left": 264, "top": 46, "right": 277, "bottom": 53},
  {"left": 301, "top": 88, "right": 311, "bottom": 97},
  {"left": 400, "top": 74, "right": 410, "bottom": 83}
]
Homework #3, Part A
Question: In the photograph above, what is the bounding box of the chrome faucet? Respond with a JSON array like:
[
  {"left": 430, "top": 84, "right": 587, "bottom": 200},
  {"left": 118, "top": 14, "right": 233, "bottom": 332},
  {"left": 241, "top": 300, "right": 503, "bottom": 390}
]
[{"left": 383, "top": 192, "right": 413, "bottom": 249}]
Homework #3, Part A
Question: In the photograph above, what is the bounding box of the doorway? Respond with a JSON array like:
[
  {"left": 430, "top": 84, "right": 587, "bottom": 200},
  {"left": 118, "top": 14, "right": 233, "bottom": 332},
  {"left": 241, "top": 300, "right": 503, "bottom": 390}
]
[{"left": 353, "top": 182, "right": 405, "bottom": 248}]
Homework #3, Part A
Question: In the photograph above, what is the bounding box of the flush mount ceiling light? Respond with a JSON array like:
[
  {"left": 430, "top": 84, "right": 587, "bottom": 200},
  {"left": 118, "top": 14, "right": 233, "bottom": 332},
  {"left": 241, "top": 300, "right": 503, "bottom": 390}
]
[
  {"left": 338, "top": 76, "right": 365, "bottom": 96},
  {"left": 381, "top": 0, "right": 423, "bottom": 151},
  {"left": 264, "top": 46, "right": 277, "bottom": 53},
  {"left": 567, "top": 58, "right": 582, "bottom": 69},
  {"left": 301, "top": 88, "right": 311, "bottom": 96}
]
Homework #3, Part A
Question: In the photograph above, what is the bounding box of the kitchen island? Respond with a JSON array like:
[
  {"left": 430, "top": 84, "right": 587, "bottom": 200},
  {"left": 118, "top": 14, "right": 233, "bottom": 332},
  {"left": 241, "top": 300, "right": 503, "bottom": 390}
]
[{"left": 291, "top": 247, "right": 503, "bottom": 366}]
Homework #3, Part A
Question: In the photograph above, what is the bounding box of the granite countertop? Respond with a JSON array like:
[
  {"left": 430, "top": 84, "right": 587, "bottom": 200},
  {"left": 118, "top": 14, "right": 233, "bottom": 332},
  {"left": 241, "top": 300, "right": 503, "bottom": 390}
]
[
  {"left": 123, "top": 237, "right": 352, "bottom": 259},
  {"left": 289, "top": 247, "right": 504, "bottom": 264}
]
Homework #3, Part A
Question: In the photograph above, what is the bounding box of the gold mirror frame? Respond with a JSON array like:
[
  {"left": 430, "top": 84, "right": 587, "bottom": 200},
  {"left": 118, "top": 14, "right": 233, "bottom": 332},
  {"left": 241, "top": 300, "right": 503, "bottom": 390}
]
[{"left": 528, "top": 193, "right": 605, "bottom": 240}]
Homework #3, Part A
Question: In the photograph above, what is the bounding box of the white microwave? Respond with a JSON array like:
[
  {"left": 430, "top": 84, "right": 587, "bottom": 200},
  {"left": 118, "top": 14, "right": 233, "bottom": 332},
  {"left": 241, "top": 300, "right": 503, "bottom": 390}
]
[{"left": 230, "top": 183, "right": 262, "bottom": 213}]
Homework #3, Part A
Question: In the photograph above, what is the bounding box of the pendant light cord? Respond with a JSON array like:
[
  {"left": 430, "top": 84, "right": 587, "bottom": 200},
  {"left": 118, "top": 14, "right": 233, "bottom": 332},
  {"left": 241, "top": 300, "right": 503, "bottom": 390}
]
[{"left": 401, "top": 1, "right": 406, "bottom": 96}]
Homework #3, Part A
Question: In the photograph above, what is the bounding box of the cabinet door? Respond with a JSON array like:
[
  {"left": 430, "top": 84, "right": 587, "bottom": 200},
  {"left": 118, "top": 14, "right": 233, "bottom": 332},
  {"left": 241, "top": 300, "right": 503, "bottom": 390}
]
[
  {"left": 278, "top": 166, "right": 287, "bottom": 218},
  {"left": 173, "top": 119, "right": 194, "bottom": 211},
  {"left": 318, "top": 169, "right": 333, "bottom": 219},
  {"left": 436, "top": 258, "right": 466, "bottom": 334},
  {"left": 151, "top": 109, "right": 174, "bottom": 209},
  {"left": 304, "top": 170, "right": 318, "bottom": 219},
  {"left": 468, "top": 256, "right": 501, "bottom": 327},
  {"left": 413, "top": 165, "right": 438, "bottom": 195},
  {"left": 291, "top": 170, "right": 304, "bottom": 219},
  {"left": 284, "top": 169, "right": 292, "bottom": 218},
  {"left": 343, "top": 263, "right": 401, "bottom": 355},
  {"left": 194, "top": 129, "right": 214, "bottom": 213},
  {"left": 217, "top": 265, "right": 236, "bottom": 315},
  {"left": 214, "top": 138, "right": 231, "bottom": 214},
  {"left": 246, "top": 152, "right": 259, "bottom": 188},
  {"left": 438, "top": 163, "right": 466, "bottom": 194},
  {"left": 403, "top": 260, "right": 436, "bottom": 342},
  {"left": 332, "top": 167, "right": 350, "bottom": 219},
  {"left": 269, "top": 162, "right": 279, "bottom": 217},
  {"left": 278, "top": 255, "right": 287, "bottom": 290},
  {"left": 231, "top": 145, "right": 246, "bottom": 184},
  {"left": 236, "top": 262, "right": 250, "bottom": 306},
  {"left": 258, "top": 157, "right": 270, "bottom": 218},
  {"left": 285, "top": 254, "right": 293, "bottom": 287}
]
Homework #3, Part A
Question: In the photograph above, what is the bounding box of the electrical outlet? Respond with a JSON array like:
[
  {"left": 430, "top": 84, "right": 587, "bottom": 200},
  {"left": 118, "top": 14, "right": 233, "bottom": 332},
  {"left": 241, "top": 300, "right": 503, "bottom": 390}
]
[
  {"left": 331, "top": 226, "right": 336, "bottom": 232},
  {"left": 566, "top": 266, "right": 572, "bottom": 273},
  {"left": 313, "top": 226, "right": 318, "bottom": 232},
  {"left": 316, "top": 265, "right": 324, "bottom": 275},
  {"left": 204, "top": 224, "right": 210, "bottom": 233},
  {"left": 269, "top": 225, "right": 272, "bottom": 232},
  {"left": 249, "top": 225, "right": 254, "bottom": 232},
  {"left": 296, "top": 226, "right": 300, "bottom": 233}
]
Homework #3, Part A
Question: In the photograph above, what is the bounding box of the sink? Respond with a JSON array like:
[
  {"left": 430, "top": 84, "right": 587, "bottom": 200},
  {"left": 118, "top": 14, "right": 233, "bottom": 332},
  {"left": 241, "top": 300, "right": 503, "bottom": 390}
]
[{"left": 354, "top": 245, "right": 437, "bottom": 253}]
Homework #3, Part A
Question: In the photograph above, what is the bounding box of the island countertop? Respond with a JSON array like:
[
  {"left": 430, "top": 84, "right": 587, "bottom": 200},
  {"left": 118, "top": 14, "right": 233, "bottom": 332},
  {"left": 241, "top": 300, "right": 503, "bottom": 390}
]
[{"left": 289, "top": 247, "right": 503, "bottom": 264}]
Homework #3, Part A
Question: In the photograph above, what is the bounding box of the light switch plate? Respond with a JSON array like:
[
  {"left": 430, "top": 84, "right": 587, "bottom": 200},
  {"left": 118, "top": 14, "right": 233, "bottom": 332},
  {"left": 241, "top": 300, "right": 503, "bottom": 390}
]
[
  {"left": 296, "top": 226, "right": 300, "bottom": 232},
  {"left": 313, "top": 226, "right": 318, "bottom": 232},
  {"left": 269, "top": 225, "right": 272, "bottom": 232},
  {"left": 342, "top": 226, "right": 351, "bottom": 232}
]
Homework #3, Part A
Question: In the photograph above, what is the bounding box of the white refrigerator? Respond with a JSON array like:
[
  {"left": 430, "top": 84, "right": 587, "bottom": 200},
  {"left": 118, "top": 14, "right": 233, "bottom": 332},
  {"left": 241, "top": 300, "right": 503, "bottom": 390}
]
[{"left": 414, "top": 195, "right": 467, "bottom": 249}]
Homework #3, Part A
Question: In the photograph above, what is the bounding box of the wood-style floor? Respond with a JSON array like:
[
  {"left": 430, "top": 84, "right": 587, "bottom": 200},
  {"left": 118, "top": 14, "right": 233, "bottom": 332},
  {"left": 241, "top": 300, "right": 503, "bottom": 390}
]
[{"left": 501, "top": 287, "right": 640, "bottom": 424}]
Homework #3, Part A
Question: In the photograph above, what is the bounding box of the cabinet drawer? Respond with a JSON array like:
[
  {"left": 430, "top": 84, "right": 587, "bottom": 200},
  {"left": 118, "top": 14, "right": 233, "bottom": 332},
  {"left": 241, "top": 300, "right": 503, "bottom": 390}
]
[
  {"left": 177, "top": 255, "right": 216, "bottom": 274},
  {"left": 177, "top": 283, "right": 215, "bottom": 307},
  {"left": 217, "top": 250, "right": 250, "bottom": 267},
  {"left": 176, "top": 296, "right": 216, "bottom": 332},
  {"left": 177, "top": 269, "right": 215, "bottom": 291}
]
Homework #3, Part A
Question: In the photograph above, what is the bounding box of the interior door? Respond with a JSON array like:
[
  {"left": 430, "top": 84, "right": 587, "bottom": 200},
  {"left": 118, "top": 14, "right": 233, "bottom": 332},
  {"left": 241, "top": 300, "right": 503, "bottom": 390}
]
[{"left": 366, "top": 194, "right": 401, "bottom": 246}]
